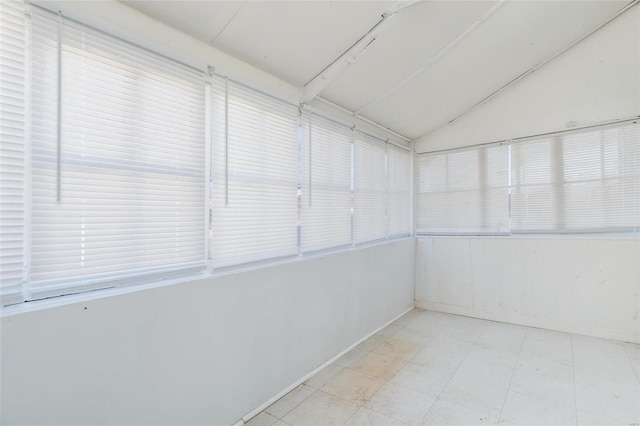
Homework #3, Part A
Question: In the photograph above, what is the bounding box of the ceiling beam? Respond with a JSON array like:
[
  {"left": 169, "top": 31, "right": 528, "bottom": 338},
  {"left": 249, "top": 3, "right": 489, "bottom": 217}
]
[
  {"left": 299, "top": 0, "right": 421, "bottom": 104},
  {"left": 354, "top": 0, "right": 508, "bottom": 114}
]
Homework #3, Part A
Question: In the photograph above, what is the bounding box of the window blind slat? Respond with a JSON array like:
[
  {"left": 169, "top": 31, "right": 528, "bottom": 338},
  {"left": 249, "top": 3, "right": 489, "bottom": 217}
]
[
  {"left": 353, "top": 132, "right": 387, "bottom": 243},
  {"left": 300, "top": 112, "right": 352, "bottom": 252},
  {"left": 417, "top": 145, "right": 509, "bottom": 234},
  {"left": 511, "top": 123, "right": 639, "bottom": 233},
  {"left": 210, "top": 77, "right": 298, "bottom": 268},
  {"left": 0, "top": 0, "right": 26, "bottom": 305},
  {"left": 387, "top": 144, "right": 411, "bottom": 237},
  {"left": 29, "top": 8, "right": 207, "bottom": 293}
]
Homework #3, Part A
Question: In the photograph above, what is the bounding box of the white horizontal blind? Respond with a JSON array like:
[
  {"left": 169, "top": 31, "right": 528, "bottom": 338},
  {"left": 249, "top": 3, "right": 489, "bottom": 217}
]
[
  {"left": 511, "top": 138, "right": 556, "bottom": 231},
  {"left": 387, "top": 144, "right": 411, "bottom": 237},
  {"left": 512, "top": 122, "right": 639, "bottom": 233},
  {"left": 210, "top": 77, "right": 298, "bottom": 267},
  {"left": 353, "top": 131, "right": 386, "bottom": 243},
  {"left": 300, "top": 112, "right": 352, "bottom": 252},
  {"left": 0, "top": 0, "right": 27, "bottom": 305},
  {"left": 416, "top": 146, "right": 509, "bottom": 234},
  {"left": 484, "top": 146, "right": 510, "bottom": 233},
  {"left": 29, "top": 9, "right": 207, "bottom": 295}
]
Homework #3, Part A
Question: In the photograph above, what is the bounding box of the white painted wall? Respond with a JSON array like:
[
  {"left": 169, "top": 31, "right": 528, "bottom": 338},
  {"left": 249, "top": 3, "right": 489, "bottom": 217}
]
[
  {"left": 413, "top": 7, "right": 640, "bottom": 344},
  {"left": 1, "top": 239, "right": 415, "bottom": 425},
  {"left": 415, "top": 6, "right": 640, "bottom": 152},
  {"left": 0, "top": 4, "right": 416, "bottom": 425},
  {"left": 415, "top": 237, "right": 640, "bottom": 343}
]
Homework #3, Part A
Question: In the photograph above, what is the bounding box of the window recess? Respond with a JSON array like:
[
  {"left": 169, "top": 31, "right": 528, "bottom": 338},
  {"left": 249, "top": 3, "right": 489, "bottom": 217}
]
[
  {"left": 209, "top": 75, "right": 299, "bottom": 268},
  {"left": 416, "top": 145, "right": 510, "bottom": 235},
  {"left": 417, "top": 119, "right": 639, "bottom": 237},
  {"left": 300, "top": 111, "right": 353, "bottom": 253},
  {"left": 0, "top": 0, "right": 28, "bottom": 305}
]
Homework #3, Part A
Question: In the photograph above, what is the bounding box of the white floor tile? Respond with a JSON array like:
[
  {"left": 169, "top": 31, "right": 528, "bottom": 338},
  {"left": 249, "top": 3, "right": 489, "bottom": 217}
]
[
  {"left": 356, "top": 335, "right": 387, "bottom": 353},
  {"left": 403, "top": 314, "right": 449, "bottom": 337},
  {"left": 520, "top": 328, "right": 572, "bottom": 362},
  {"left": 421, "top": 399, "right": 497, "bottom": 426},
  {"left": 321, "top": 368, "right": 386, "bottom": 405},
  {"left": 576, "top": 409, "right": 632, "bottom": 426},
  {"left": 436, "top": 322, "right": 485, "bottom": 344},
  {"left": 265, "top": 384, "right": 317, "bottom": 418},
  {"left": 622, "top": 341, "right": 640, "bottom": 381},
  {"left": 438, "top": 371, "right": 507, "bottom": 415},
  {"left": 574, "top": 366, "right": 640, "bottom": 424},
  {"left": 454, "top": 356, "right": 515, "bottom": 388},
  {"left": 423, "top": 335, "right": 475, "bottom": 356},
  {"left": 350, "top": 352, "right": 407, "bottom": 381},
  {"left": 411, "top": 345, "right": 466, "bottom": 373},
  {"left": 510, "top": 365, "right": 575, "bottom": 408},
  {"left": 499, "top": 390, "right": 576, "bottom": 426},
  {"left": 365, "top": 381, "right": 436, "bottom": 425},
  {"left": 466, "top": 342, "right": 521, "bottom": 367},
  {"left": 253, "top": 311, "right": 640, "bottom": 426},
  {"left": 335, "top": 348, "right": 369, "bottom": 368},
  {"left": 343, "top": 407, "right": 406, "bottom": 426},
  {"left": 281, "top": 390, "right": 358, "bottom": 426},
  {"left": 390, "top": 362, "right": 455, "bottom": 397},
  {"left": 375, "top": 324, "right": 403, "bottom": 339},
  {"left": 476, "top": 323, "right": 526, "bottom": 353},
  {"left": 572, "top": 334, "right": 635, "bottom": 376},
  {"left": 393, "top": 327, "right": 435, "bottom": 346},
  {"left": 304, "top": 363, "right": 346, "bottom": 389},
  {"left": 373, "top": 336, "right": 424, "bottom": 362},
  {"left": 246, "top": 412, "right": 280, "bottom": 426},
  {"left": 516, "top": 350, "right": 573, "bottom": 381},
  {"left": 394, "top": 310, "right": 428, "bottom": 328}
]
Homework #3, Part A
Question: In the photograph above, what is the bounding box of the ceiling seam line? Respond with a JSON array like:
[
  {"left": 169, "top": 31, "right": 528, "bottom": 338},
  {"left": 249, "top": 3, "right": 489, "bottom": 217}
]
[
  {"left": 443, "top": 0, "right": 640, "bottom": 128},
  {"left": 354, "top": 0, "right": 509, "bottom": 115},
  {"left": 300, "top": 0, "right": 421, "bottom": 104},
  {"left": 210, "top": 0, "right": 247, "bottom": 45},
  {"left": 302, "top": 16, "right": 388, "bottom": 88},
  {"left": 302, "top": 0, "right": 421, "bottom": 88}
]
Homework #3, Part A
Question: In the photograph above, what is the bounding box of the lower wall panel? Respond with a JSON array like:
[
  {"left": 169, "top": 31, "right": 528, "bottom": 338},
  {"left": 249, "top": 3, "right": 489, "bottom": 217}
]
[
  {"left": 0, "top": 239, "right": 415, "bottom": 426},
  {"left": 415, "top": 237, "right": 640, "bottom": 343}
]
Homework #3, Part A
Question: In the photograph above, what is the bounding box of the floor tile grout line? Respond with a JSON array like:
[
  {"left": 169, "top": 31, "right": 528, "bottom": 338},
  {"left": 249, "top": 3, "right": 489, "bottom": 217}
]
[
  {"left": 339, "top": 400, "right": 361, "bottom": 426},
  {"left": 259, "top": 312, "right": 637, "bottom": 426},
  {"left": 496, "top": 326, "right": 529, "bottom": 425},
  {"left": 272, "top": 335, "right": 385, "bottom": 423},
  {"left": 570, "top": 333, "right": 578, "bottom": 426},
  {"left": 415, "top": 321, "right": 488, "bottom": 425},
  {"left": 337, "top": 313, "right": 428, "bottom": 425},
  {"left": 621, "top": 341, "right": 640, "bottom": 384},
  {"left": 309, "top": 315, "right": 419, "bottom": 415},
  {"left": 268, "top": 385, "right": 319, "bottom": 422}
]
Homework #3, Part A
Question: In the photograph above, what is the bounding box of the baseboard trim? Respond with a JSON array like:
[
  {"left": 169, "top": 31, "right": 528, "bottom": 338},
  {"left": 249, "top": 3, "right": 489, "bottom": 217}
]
[
  {"left": 415, "top": 300, "right": 640, "bottom": 344},
  {"left": 241, "top": 304, "right": 415, "bottom": 423}
]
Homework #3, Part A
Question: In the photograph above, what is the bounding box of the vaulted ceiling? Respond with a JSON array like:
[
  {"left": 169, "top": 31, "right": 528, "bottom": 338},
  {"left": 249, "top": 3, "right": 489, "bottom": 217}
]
[{"left": 123, "top": 0, "right": 631, "bottom": 140}]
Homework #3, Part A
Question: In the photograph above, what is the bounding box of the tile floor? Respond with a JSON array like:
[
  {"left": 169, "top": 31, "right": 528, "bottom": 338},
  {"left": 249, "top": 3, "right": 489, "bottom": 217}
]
[{"left": 247, "top": 309, "right": 640, "bottom": 426}]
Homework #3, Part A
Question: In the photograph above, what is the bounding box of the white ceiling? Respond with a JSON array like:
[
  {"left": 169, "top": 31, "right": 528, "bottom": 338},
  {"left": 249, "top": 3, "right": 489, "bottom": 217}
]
[{"left": 124, "top": 0, "right": 631, "bottom": 140}]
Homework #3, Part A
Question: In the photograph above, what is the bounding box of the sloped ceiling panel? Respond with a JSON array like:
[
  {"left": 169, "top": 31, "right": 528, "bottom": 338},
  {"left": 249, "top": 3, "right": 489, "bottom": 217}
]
[
  {"left": 355, "top": 0, "right": 629, "bottom": 138},
  {"left": 122, "top": 1, "right": 245, "bottom": 44},
  {"left": 320, "top": 0, "right": 500, "bottom": 112},
  {"left": 124, "top": 0, "right": 631, "bottom": 140},
  {"left": 126, "top": 0, "right": 394, "bottom": 87},
  {"left": 213, "top": 1, "right": 394, "bottom": 86}
]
